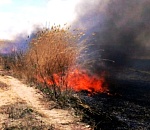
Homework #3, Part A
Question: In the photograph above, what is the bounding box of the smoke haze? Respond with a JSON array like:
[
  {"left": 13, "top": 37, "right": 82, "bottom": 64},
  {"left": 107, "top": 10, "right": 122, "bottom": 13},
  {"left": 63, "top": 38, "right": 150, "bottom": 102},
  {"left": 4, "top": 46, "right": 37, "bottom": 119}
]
[
  {"left": 73, "top": 0, "right": 150, "bottom": 71},
  {"left": 0, "top": 28, "right": 39, "bottom": 54},
  {"left": 1, "top": 0, "right": 150, "bottom": 72}
]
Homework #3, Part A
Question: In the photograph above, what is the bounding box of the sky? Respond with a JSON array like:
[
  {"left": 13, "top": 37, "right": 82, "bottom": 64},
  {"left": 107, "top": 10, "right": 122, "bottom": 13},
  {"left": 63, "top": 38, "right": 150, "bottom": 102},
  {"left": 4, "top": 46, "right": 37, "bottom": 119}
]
[{"left": 0, "top": 0, "right": 80, "bottom": 40}]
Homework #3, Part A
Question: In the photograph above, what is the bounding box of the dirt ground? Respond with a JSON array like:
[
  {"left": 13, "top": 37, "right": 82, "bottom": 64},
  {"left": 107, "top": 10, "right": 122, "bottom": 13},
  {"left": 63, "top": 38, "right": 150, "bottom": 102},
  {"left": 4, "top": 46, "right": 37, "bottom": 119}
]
[{"left": 0, "top": 70, "right": 91, "bottom": 130}]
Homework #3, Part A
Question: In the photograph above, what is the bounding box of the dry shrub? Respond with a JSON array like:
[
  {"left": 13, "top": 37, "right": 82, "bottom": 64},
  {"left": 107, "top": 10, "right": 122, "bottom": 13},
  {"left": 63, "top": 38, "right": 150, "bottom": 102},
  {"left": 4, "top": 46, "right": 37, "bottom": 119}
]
[
  {"left": 0, "top": 55, "right": 2, "bottom": 63},
  {"left": 28, "top": 27, "right": 76, "bottom": 73},
  {"left": 0, "top": 51, "right": 26, "bottom": 78},
  {"left": 1, "top": 25, "right": 86, "bottom": 105},
  {"left": 0, "top": 55, "right": 10, "bottom": 70},
  {"left": 10, "top": 51, "right": 26, "bottom": 75},
  {"left": 25, "top": 26, "right": 81, "bottom": 78},
  {"left": 23, "top": 25, "right": 85, "bottom": 102}
]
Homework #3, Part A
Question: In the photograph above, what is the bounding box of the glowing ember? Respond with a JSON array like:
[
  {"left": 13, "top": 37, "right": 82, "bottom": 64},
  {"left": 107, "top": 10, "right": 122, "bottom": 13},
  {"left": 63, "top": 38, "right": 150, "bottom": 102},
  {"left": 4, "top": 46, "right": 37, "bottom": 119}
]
[{"left": 36, "top": 68, "right": 108, "bottom": 94}]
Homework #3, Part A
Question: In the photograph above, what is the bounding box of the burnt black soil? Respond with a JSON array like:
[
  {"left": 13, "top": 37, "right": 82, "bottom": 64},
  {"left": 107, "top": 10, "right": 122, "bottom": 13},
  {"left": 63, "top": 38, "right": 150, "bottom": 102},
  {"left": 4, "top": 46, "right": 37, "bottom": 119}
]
[{"left": 78, "top": 59, "right": 150, "bottom": 130}]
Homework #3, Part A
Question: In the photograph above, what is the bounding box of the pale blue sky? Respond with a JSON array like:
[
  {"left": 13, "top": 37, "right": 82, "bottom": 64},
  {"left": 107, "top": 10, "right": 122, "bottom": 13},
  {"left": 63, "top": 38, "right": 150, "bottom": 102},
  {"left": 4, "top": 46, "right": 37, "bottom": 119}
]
[
  {"left": 0, "top": 0, "right": 80, "bottom": 40},
  {"left": 0, "top": 0, "right": 46, "bottom": 12}
]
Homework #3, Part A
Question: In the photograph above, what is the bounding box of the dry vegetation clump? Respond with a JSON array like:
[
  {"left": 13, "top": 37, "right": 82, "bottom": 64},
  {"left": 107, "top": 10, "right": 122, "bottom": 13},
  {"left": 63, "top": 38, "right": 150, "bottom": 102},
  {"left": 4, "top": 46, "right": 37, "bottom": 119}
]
[
  {"left": 24, "top": 25, "right": 85, "bottom": 105},
  {"left": 0, "top": 25, "right": 88, "bottom": 108},
  {"left": 0, "top": 81, "right": 9, "bottom": 91},
  {"left": 0, "top": 56, "right": 3, "bottom": 69},
  {"left": 0, "top": 102, "right": 55, "bottom": 130},
  {"left": 0, "top": 52, "right": 26, "bottom": 79},
  {"left": 25, "top": 26, "right": 80, "bottom": 80},
  {"left": 2, "top": 25, "right": 85, "bottom": 106},
  {"left": 0, "top": 55, "right": 10, "bottom": 70}
]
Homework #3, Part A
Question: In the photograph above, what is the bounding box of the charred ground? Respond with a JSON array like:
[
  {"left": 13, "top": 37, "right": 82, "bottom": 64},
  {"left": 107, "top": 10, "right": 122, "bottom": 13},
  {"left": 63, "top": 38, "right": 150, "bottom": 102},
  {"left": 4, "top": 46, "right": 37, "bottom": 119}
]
[{"left": 77, "top": 59, "right": 150, "bottom": 130}]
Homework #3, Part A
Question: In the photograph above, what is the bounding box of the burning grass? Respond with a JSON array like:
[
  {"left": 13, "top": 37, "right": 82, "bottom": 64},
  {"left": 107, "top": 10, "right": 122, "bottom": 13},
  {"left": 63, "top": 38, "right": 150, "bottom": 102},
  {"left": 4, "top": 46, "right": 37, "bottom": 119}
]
[
  {"left": 1, "top": 25, "right": 149, "bottom": 129},
  {"left": 2, "top": 26, "right": 107, "bottom": 97},
  {"left": 0, "top": 25, "right": 109, "bottom": 129},
  {"left": 0, "top": 25, "right": 106, "bottom": 100},
  {"left": 1, "top": 25, "right": 107, "bottom": 99},
  {"left": 22, "top": 25, "right": 86, "bottom": 103}
]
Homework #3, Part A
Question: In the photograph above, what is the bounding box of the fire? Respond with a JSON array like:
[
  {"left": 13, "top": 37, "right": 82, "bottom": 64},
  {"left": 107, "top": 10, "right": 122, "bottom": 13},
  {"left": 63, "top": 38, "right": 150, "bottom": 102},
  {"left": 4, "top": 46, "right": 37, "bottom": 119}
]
[
  {"left": 66, "top": 69, "right": 108, "bottom": 93},
  {"left": 37, "top": 68, "right": 108, "bottom": 94}
]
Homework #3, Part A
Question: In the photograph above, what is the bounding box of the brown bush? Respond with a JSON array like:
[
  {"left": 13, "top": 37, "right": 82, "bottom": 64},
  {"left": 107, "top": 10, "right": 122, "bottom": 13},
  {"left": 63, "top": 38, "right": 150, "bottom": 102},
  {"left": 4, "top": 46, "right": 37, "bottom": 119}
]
[
  {"left": 20, "top": 25, "right": 85, "bottom": 103},
  {"left": 1, "top": 25, "right": 86, "bottom": 106},
  {"left": 25, "top": 26, "right": 82, "bottom": 81}
]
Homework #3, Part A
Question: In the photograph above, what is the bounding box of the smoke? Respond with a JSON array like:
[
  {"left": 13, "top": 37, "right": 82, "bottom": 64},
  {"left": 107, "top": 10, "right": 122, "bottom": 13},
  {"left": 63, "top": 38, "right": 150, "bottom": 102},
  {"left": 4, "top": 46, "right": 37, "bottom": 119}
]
[
  {"left": 1, "top": 0, "right": 150, "bottom": 72},
  {"left": 73, "top": 0, "right": 150, "bottom": 72},
  {"left": 0, "top": 27, "right": 39, "bottom": 54}
]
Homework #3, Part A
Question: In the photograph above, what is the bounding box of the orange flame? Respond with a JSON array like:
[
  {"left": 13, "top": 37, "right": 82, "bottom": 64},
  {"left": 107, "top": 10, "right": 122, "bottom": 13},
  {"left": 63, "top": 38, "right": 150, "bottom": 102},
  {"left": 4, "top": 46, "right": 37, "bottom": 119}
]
[{"left": 36, "top": 68, "right": 108, "bottom": 94}]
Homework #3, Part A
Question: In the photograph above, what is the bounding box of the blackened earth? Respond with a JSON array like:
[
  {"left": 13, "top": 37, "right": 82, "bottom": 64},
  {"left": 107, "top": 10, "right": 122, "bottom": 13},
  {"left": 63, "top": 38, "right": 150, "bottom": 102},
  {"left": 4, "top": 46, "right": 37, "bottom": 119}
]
[{"left": 78, "top": 59, "right": 150, "bottom": 130}]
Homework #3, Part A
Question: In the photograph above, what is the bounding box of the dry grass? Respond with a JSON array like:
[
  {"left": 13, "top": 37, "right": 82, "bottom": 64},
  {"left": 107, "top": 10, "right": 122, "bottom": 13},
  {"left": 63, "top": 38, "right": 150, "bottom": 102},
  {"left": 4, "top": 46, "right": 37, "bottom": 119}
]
[
  {"left": 0, "top": 26, "right": 94, "bottom": 129},
  {"left": 24, "top": 26, "right": 84, "bottom": 103},
  {"left": 0, "top": 81, "right": 9, "bottom": 91},
  {"left": 0, "top": 102, "right": 55, "bottom": 130},
  {"left": 25, "top": 26, "right": 80, "bottom": 80},
  {"left": 1, "top": 25, "right": 86, "bottom": 106}
]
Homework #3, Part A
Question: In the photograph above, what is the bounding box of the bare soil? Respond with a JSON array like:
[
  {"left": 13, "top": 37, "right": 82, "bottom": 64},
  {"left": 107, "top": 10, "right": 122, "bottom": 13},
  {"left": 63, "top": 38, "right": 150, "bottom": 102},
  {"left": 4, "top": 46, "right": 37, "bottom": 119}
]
[{"left": 0, "top": 70, "right": 91, "bottom": 130}]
